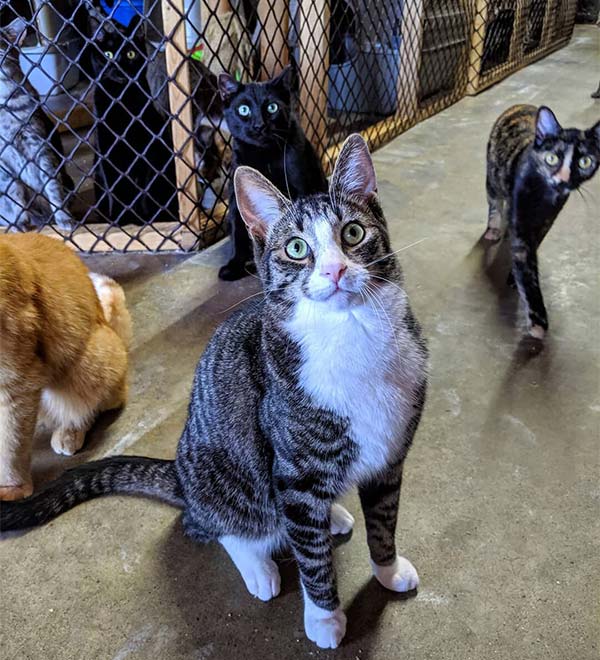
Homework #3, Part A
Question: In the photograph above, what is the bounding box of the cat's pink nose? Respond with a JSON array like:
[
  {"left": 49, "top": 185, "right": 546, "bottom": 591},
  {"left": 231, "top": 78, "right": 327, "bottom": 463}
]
[{"left": 320, "top": 262, "right": 347, "bottom": 284}]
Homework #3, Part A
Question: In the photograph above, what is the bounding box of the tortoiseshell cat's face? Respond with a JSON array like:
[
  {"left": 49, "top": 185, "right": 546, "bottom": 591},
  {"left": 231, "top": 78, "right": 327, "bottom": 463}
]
[
  {"left": 88, "top": 16, "right": 146, "bottom": 83},
  {"left": 218, "top": 66, "right": 295, "bottom": 148},
  {"left": 235, "top": 135, "right": 397, "bottom": 312},
  {"left": 532, "top": 107, "right": 600, "bottom": 195}
]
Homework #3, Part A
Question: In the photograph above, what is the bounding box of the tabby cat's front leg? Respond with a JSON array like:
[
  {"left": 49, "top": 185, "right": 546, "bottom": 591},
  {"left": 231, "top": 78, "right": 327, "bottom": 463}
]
[
  {"left": 359, "top": 461, "right": 419, "bottom": 593},
  {"left": 510, "top": 235, "right": 548, "bottom": 338},
  {"left": 277, "top": 482, "right": 346, "bottom": 649}
]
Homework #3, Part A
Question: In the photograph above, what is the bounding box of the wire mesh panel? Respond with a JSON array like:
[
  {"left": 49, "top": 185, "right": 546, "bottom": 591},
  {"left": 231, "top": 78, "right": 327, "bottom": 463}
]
[
  {"left": 467, "top": 0, "right": 577, "bottom": 94},
  {"left": 0, "top": 0, "right": 577, "bottom": 253}
]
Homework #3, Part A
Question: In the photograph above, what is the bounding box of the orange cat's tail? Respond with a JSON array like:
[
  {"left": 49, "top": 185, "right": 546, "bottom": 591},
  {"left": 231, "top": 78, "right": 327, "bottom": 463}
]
[{"left": 89, "top": 273, "right": 133, "bottom": 348}]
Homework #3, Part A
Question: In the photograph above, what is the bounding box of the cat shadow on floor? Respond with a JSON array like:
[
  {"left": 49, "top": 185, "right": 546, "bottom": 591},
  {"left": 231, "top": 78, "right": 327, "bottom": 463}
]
[
  {"left": 468, "top": 233, "right": 544, "bottom": 358},
  {"left": 344, "top": 579, "right": 417, "bottom": 644},
  {"left": 155, "top": 517, "right": 414, "bottom": 654},
  {"left": 30, "top": 408, "right": 125, "bottom": 488}
]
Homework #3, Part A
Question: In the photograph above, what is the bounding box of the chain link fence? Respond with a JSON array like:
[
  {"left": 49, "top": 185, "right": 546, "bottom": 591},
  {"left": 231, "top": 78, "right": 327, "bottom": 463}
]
[{"left": 0, "top": 0, "right": 577, "bottom": 253}]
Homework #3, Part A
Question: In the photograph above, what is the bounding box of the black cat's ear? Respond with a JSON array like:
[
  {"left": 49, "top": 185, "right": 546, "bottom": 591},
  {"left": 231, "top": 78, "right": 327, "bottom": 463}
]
[
  {"left": 87, "top": 9, "right": 105, "bottom": 40},
  {"left": 330, "top": 133, "right": 377, "bottom": 201},
  {"left": 271, "top": 64, "right": 296, "bottom": 93},
  {"left": 234, "top": 166, "right": 289, "bottom": 240},
  {"left": 218, "top": 73, "right": 240, "bottom": 102},
  {"left": 125, "top": 13, "right": 143, "bottom": 37},
  {"left": 4, "top": 17, "right": 29, "bottom": 47},
  {"left": 535, "top": 106, "right": 561, "bottom": 144}
]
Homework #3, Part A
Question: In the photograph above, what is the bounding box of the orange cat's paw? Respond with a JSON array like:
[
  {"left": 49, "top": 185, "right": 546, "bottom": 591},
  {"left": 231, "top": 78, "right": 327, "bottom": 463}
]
[
  {"left": 51, "top": 428, "right": 86, "bottom": 456},
  {"left": 0, "top": 483, "right": 33, "bottom": 501}
]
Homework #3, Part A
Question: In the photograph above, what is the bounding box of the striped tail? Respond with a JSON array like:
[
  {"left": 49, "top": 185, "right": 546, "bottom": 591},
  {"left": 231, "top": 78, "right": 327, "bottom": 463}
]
[{"left": 0, "top": 457, "right": 183, "bottom": 532}]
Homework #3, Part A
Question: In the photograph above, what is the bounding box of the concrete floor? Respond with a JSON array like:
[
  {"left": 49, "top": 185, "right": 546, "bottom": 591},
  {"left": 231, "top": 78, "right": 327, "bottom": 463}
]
[{"left": 2, "top": 26, "right": 599, "bottom": 660}]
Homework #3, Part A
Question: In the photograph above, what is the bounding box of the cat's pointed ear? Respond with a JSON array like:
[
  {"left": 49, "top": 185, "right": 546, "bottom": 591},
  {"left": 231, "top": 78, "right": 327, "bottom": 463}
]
[
  {"left": 234, "top": 166, "right": 289, "bottom": 240},
  {"left": 588, "top": 119, "right": 600, "bottom": 144},
  {"left": 271, "top": 64, "right": 296, "bottom": 93},
  {"left": 4, "top": 17, "right": 29, "bottom": 47},
  {"left": 87, "top": 9, "right": 105, "bottom": 39},
  {"left": 330, "top": 133, "right": 377, "bottom": 201},
  {"left": 125, "top": 13, "right": 143, "bottom": 37},
  {"left": 535, "top": 106, "right": 561, "bottom": 144},
  {"left": 218, "top": 73, "right": 240, "bottom": 102}
]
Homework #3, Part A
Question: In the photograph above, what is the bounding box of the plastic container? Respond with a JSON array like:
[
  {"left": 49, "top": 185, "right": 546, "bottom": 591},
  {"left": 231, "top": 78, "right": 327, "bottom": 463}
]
[
  {"left": 329, "top": 42, "right": 401, "bottom": 116},
  {"left": 19, "top": 36, "right": 80, "bottom": 96}
]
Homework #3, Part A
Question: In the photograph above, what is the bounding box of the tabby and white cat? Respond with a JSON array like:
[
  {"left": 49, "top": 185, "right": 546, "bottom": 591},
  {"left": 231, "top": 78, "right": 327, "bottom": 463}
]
[
  {"left": 0, "top": 19, "right": 73, "bottom": 230},
  {"left": 485, "top": 105, "right": 600, "bottom": 338},
  {"left": 2, "top": 135, "right": 428, "bottom": 650}
]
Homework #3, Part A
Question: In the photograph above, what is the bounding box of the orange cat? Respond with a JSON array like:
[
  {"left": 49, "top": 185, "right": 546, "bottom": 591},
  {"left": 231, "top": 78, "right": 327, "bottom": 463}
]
[{"left": 0, "top": 234, "right": 131, "bottom": 500}]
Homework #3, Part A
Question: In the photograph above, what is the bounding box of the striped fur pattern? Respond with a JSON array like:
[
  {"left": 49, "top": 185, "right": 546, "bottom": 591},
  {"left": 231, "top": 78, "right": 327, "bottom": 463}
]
[
  {"left": 0, "top": 19, "right": 73, "bottom": 230},
  {"left": 1, "top": 135, "right": 427, "bottom": 649},
  {"left": 485, "top": 104, "right": 600, "bottom": 338},
  {"left": 0, "top": 457, "right": 182, "bottom": 528}
]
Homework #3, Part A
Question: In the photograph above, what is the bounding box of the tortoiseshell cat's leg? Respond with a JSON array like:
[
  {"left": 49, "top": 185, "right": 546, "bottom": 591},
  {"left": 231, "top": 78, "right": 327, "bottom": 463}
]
[
  {"left": 359, "top": 461, "right": 419, "bottom": 592},
  {"left": 484, "top": 175, "right": 507, "bottom": 242},
  {"left": 218, "top": 190, "right": 254, "bottom": 281},
  {"left": 510, "top": 234, "right": 547, "bottom": 338},
  {"left": 509, "top": 192, "right": 567, "bottom": 337}
]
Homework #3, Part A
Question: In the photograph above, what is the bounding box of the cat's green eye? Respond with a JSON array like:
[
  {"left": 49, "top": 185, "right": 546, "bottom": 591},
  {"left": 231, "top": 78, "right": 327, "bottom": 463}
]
[
  {"left": 285, "top": 237, "right": 309, "bottom": 260},
  {"left": 342, "top": 222, "right": 365, "bottom": 246},
  {"left": 579, "top": 155, "right": 593, "bottom": 169},
  {"left": 266, "top": 102, "right": 278, "bottom": 114},
  {"left": 104, "top": 51, "right": 114, "bottom": 59},
  {"left": 126, "top": 50, "right": 136, "bottom": 60},
  {"left": 545, "top": 152, "right": 559, "bottom": 166},
  {"left": 238, "top": 104, "right": 251, "bottom": 117}
]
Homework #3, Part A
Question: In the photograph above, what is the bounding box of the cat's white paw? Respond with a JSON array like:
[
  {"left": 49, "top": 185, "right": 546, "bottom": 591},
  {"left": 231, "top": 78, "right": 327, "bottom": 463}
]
[
  {"left": 372, "top": 555, "right": 419, "bottom": 592},
  {"left": 330, "top": 502, "right": 355, "bottom": 535},
  {"left": 528, "top": 324, "right": 546, "bottom": 340},
  {"left": 241, "top": 558, "right": 281, "bottom": 601},
  {"left": 220, "top": 535, "right": 281, "bottom": 602},
  {"left": 303, "top": 600, "right": 347, "bottom": 649}
]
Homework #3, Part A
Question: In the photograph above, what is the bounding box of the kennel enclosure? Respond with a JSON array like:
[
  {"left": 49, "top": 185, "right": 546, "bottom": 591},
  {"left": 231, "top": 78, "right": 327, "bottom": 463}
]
[{"left": 0, "top": 0, "right": 577, "bottom": 252}]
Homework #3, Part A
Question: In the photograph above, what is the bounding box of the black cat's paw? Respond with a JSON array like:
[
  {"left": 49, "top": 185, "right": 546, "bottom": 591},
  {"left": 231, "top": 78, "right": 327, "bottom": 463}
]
[{"left": 218, "top": 260, "right": 252, "bottom": 281}]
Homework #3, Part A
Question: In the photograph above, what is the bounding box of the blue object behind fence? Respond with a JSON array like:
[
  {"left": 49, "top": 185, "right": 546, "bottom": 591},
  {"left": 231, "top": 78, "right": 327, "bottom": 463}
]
[{"left": 99, "top": 0, "right": 144, "bottom": 27}]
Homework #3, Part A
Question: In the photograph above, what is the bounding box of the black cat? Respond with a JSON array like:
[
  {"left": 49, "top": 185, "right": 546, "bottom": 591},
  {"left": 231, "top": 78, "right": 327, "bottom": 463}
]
[
  {"left": 88, "top": 14, "right": 177, "bottom": 225},
  {"left": 217, "top": 65, "right": 328, "bottom": 280}
]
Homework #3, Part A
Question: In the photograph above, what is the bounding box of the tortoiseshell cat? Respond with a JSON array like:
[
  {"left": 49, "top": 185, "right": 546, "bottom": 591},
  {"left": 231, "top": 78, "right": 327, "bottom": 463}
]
[
  {"left": 485, "top": 105, "right": 600, "bottom": 339},
  {"left": 217, "top": 65, "right": 328, "bottom": 280},
  {"left": 2, "top": 135, "right": 427, "bottom": 650}
]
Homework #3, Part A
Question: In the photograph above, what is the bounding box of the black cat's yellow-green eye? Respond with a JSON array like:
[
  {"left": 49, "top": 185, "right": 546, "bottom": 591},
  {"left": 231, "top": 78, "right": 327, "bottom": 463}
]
[
  {"left": 238, "top": 104, "right": 251, "bottom": 117},
  {"left": 285, "top": 237, "right": 309, "bottom": 260},
  {"left": 104, "top": 51, "right": 114, "bottom": 59},
  {"left": 267, "top": 102, "right": 278, "bottom": 114},
  {"left": 126, "top": 50, "right": 136, "bottom": 60},
  {"left": 545, "top": 153, "right": 559, "bottom": 166},
  {"left": 342, "top": 222, "right": 365, "bottom": 246},
  {"left": 579, "top": 155, "right": 593, "bottom": 169}
]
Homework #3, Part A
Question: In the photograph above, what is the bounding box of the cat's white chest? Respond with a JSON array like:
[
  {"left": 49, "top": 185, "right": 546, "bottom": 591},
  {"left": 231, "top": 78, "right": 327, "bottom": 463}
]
[{"left": 287, "top": 292, "right": 424, "bottom": 484}]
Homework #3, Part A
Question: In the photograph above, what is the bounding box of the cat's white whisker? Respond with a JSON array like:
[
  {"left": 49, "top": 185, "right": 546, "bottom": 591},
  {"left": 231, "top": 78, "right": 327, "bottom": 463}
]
[
  {"left": 219, "top": 290, "right": 266, "bottom": 314},
  {"left": 365, "top": 237, "right": 429, "bottom": 268}
]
